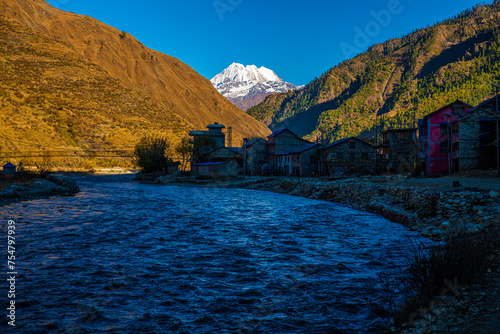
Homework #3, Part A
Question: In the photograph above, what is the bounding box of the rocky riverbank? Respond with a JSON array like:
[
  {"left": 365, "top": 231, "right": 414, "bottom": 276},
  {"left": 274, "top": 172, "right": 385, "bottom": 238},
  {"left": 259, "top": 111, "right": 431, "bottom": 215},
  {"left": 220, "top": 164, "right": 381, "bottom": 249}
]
[
  {"left": 157, "top": 174, "right": 500, "bottom": 240},
  {"left": 0, "top": 174, "right": 80, "bottom": 207},
  {"left": 243, "top": 176, "right": 500, "bottom": 240}
]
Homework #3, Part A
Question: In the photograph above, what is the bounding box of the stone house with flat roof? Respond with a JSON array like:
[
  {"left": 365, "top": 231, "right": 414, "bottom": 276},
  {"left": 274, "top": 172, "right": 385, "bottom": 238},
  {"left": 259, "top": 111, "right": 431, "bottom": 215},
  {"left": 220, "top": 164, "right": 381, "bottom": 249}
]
[{"left": 189, "top": 123, "right": 226, "bottom": 162}]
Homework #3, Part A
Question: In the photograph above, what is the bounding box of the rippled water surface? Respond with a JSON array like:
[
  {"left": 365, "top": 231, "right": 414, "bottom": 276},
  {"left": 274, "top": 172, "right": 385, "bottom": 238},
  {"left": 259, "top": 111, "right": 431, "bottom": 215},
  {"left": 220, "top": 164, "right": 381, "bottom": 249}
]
[{"left": 0, "top": 175, "right": 424, "bottom": 333}]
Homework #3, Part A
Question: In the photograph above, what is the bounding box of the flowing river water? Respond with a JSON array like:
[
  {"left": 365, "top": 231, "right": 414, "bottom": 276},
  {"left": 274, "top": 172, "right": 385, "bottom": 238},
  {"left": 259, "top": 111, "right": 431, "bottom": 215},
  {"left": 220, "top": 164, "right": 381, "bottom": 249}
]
[{"left": 0, "top": 175, "right": 426, "bottom": 333}]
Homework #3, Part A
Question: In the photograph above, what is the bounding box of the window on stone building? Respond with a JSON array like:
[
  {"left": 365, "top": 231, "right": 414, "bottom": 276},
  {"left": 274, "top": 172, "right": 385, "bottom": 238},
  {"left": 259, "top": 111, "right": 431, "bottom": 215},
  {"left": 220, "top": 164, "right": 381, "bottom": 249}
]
[
  {"left": 440, "top": 141, "right": 449, "bottom": 153},
  {"left": 440, "top": 123, "right": 449, "bottom": 136},
  {"left": 334, "top": 166, "right": 345, "bottom": 174},
  {"left": 397, "top": 147, "right": 410, "bottom": 155},
  {"left": 349, "top": 152, "right": 355, "bottom": 160},
  {"left": 336, "top": 152, "right": 343, "bottom": 160},
  {"left": 349, "top": 142, "right": 356, "bottom": 149},
  {"left": 480, "top": 120, "right": 495, "bottom": 134},
  {"left": 452, "top": 105, "right": 465, "bottom": 116},
  {"left": 382, "top": 133, "right": 390, "bottom": 144},
  {"left": 398, "top": 132, "right": 411, "bottom": 140}
]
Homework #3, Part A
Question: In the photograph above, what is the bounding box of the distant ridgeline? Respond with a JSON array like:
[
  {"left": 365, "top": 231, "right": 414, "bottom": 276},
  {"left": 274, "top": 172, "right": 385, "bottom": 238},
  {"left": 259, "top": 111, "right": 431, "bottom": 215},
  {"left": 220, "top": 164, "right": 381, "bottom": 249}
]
[{"left": 247, "top": 1, "right": 500, "bottom": 143}]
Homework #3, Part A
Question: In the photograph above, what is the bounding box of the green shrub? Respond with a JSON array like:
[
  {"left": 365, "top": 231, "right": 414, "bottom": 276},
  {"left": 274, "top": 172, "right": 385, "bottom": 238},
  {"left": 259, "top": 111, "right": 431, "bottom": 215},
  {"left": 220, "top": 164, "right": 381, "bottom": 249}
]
[
  {"left": 133, "top": 136, "right": 170, "bottom": 173},
  {"left": 394, "top": 226, "right": 500, "bottom": 327}
]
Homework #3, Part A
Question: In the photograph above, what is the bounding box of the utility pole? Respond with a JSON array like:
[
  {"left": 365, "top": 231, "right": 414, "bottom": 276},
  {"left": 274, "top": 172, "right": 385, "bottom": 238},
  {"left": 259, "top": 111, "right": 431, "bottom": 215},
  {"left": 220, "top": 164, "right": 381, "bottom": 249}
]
[
  {"left": 375, "top": 113, "right": 378, "bottom": 174},
  {"left": 243, "top": 143, "right": 247, "bottom": 177},
  {"left": 448, "top": 121, "right": 451, "bottom": 175},
  {"left": 496, "top": 87, "right": 499, "bottom": 176},
  {"left": 227, "top": 127, "right": 232, "bottom": 148}
]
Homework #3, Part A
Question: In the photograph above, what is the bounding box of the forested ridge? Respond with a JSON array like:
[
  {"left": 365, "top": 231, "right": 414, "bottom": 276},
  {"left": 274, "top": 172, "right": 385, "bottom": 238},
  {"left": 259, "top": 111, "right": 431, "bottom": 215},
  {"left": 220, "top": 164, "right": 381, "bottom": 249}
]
[{"left": 248, "top": 1, "right": 500, "bottom": 142}]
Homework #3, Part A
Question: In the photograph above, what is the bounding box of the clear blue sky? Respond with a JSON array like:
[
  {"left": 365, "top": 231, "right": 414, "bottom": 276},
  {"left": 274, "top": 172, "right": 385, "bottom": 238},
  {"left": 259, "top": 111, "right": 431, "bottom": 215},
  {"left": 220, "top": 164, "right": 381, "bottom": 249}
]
[{"left": 46, "top": 0, "right": 490, "bottom": 86}]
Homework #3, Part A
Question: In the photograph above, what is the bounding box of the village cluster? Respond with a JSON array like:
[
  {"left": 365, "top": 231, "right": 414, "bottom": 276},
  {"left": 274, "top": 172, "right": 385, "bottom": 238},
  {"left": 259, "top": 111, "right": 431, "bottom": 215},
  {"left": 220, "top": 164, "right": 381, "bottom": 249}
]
[{"left": 188, "top": 96, "right": 499, "bottom": 179}]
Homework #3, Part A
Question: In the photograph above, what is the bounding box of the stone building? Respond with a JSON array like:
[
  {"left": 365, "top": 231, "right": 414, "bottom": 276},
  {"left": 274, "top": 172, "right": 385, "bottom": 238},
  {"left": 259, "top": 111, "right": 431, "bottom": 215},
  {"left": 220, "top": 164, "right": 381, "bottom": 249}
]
[
  {"left": 380, "top": 128, "right": 418, "bottom": 174},
  {"left": 325, "top": 137, "right": 378, "bottom": 175},
  {"left": 243, "top": 138, "right": 267, "bottom": 176},
  {"left": 189, "top": 123, "right": 226, "bottom": 162},
  {"left": 418, "top": 101, "right": 472, "bottom": 176},
  {"left": 267, "top": 128, "right": 310, "bottom": 171},
  {"left": 206, "top": 146, "right": 243, "bottom": 174},
  {"left": 276, "top": 143, "right": 319, "bottom": 176},
  {"left": 451, "top": 95, "right": 499, "bottom": 171},
  {"left": 208, "top": 146, "right": 242, "bottom": 162},
  {"left": 190, "top": 161, "right": 239, "bottom": 180}
]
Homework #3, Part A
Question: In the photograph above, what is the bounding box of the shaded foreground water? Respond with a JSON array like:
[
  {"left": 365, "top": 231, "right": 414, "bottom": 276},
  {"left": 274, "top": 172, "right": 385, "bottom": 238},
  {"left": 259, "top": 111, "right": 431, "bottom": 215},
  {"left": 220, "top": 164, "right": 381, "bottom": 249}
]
[{"left": 0, "top": 175, "right": 426, "bottom": 333}]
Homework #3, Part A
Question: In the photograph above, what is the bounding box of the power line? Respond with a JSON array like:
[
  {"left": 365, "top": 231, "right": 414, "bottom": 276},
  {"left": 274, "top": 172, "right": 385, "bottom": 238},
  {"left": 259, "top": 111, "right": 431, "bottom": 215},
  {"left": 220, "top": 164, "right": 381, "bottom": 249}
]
[{"left": 0, "top": 137, "right": 136, "bottom": 151}]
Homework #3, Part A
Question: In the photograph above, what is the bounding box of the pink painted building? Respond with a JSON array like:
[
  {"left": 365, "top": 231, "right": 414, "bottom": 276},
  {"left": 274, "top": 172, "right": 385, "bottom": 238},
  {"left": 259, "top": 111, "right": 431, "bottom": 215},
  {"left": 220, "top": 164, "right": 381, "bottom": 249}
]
[{"left": 418, "top": 101, "right": 472, "bottom": 176}]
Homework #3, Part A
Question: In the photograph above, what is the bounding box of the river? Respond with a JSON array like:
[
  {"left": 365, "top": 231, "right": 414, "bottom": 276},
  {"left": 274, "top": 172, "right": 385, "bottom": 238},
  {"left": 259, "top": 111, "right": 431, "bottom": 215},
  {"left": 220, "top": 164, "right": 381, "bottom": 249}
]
[{"left": 0, "top": 175, "right": 425, "bottom": 333}]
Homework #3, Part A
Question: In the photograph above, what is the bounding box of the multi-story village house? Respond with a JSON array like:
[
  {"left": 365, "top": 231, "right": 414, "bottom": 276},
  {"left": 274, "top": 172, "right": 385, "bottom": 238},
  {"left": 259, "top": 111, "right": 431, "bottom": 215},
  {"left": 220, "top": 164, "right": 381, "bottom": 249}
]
[
  {"left": 276, "top": 143, "right": 320, "bottom": 176},
  {"left": 242, "top": 138, "right": 267, "bottom": 176},
  {"left": 418, "top": 101, "right": 472, "bottom": 176},
  {"left": 380, "top": 128, "right": 418, "bottom": 174},
  {"left": 324, "top": 137, "right": 378, "bottom": 175},
  {"left": 267, "top": 129, "right": 310, "bottom": 172},
  {"left": 450, "top": 95, "right": 499, "bottom": 172},
  {"left": 189, "top": 123, "right": 242, "bottom": 179},
  {"left": 206, "top": 146, "right": 243, "bottom": 172},
  {"left": 189, "top": 122, "right": 227, "bottom": 162}
]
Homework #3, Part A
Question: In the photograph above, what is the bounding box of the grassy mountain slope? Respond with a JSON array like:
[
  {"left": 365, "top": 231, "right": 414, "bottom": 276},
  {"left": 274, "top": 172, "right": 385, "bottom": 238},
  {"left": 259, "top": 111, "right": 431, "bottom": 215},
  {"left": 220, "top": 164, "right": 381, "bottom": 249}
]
[
  {"left": 0, "top": 0, "right": 270, "bottom": 166},
  {"left": 248, "top": 2, "right": 500, "bottom": 143}
]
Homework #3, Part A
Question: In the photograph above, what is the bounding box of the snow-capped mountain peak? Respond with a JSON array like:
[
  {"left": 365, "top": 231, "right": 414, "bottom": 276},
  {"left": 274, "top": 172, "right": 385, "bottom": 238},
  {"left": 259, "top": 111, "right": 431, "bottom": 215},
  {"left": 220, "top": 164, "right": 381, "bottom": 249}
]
[
  {"left": 211, "top": 63, "right": 301, "bottom": 111},
  {"left": 211, "top": 63, "right": 283, "bottom": 86}
]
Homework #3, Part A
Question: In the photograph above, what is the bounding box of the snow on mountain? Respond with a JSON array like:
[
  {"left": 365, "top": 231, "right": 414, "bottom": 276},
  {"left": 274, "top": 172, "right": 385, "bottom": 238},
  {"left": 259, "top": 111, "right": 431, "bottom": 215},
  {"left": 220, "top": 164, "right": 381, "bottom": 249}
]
[{"left": 211, "top": 63, "right": 302, "bottom": 111}]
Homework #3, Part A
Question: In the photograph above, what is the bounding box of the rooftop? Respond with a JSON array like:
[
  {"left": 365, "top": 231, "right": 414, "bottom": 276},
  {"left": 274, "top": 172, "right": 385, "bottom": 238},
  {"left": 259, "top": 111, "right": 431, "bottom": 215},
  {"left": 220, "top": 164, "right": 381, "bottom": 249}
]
[
  {"left": 463, "top": 94, "right": 499, "bottom": 115},
  {"left": 421, "top": 100, "right": 473, "bottom": 120},
  {"left": 207, "top": 122, "right": 226, "bottom": 129},
  {"left": 380, "top": 128, "right": 417, "bottom": 134},
  {"left": 191, "top": 162, "right": 227, "bottom": 166},
  {"left": 268, "top": 128, "right": 288, "bottom": 138},
  {"left": 326, "top": 137, "right": 376, "bottom": 149},
  {"left": 243, "top": 138, "right": 265, "bottom": 147},
  {"left": 276, "top": 143, "right": 319, "bottom": 155}
]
